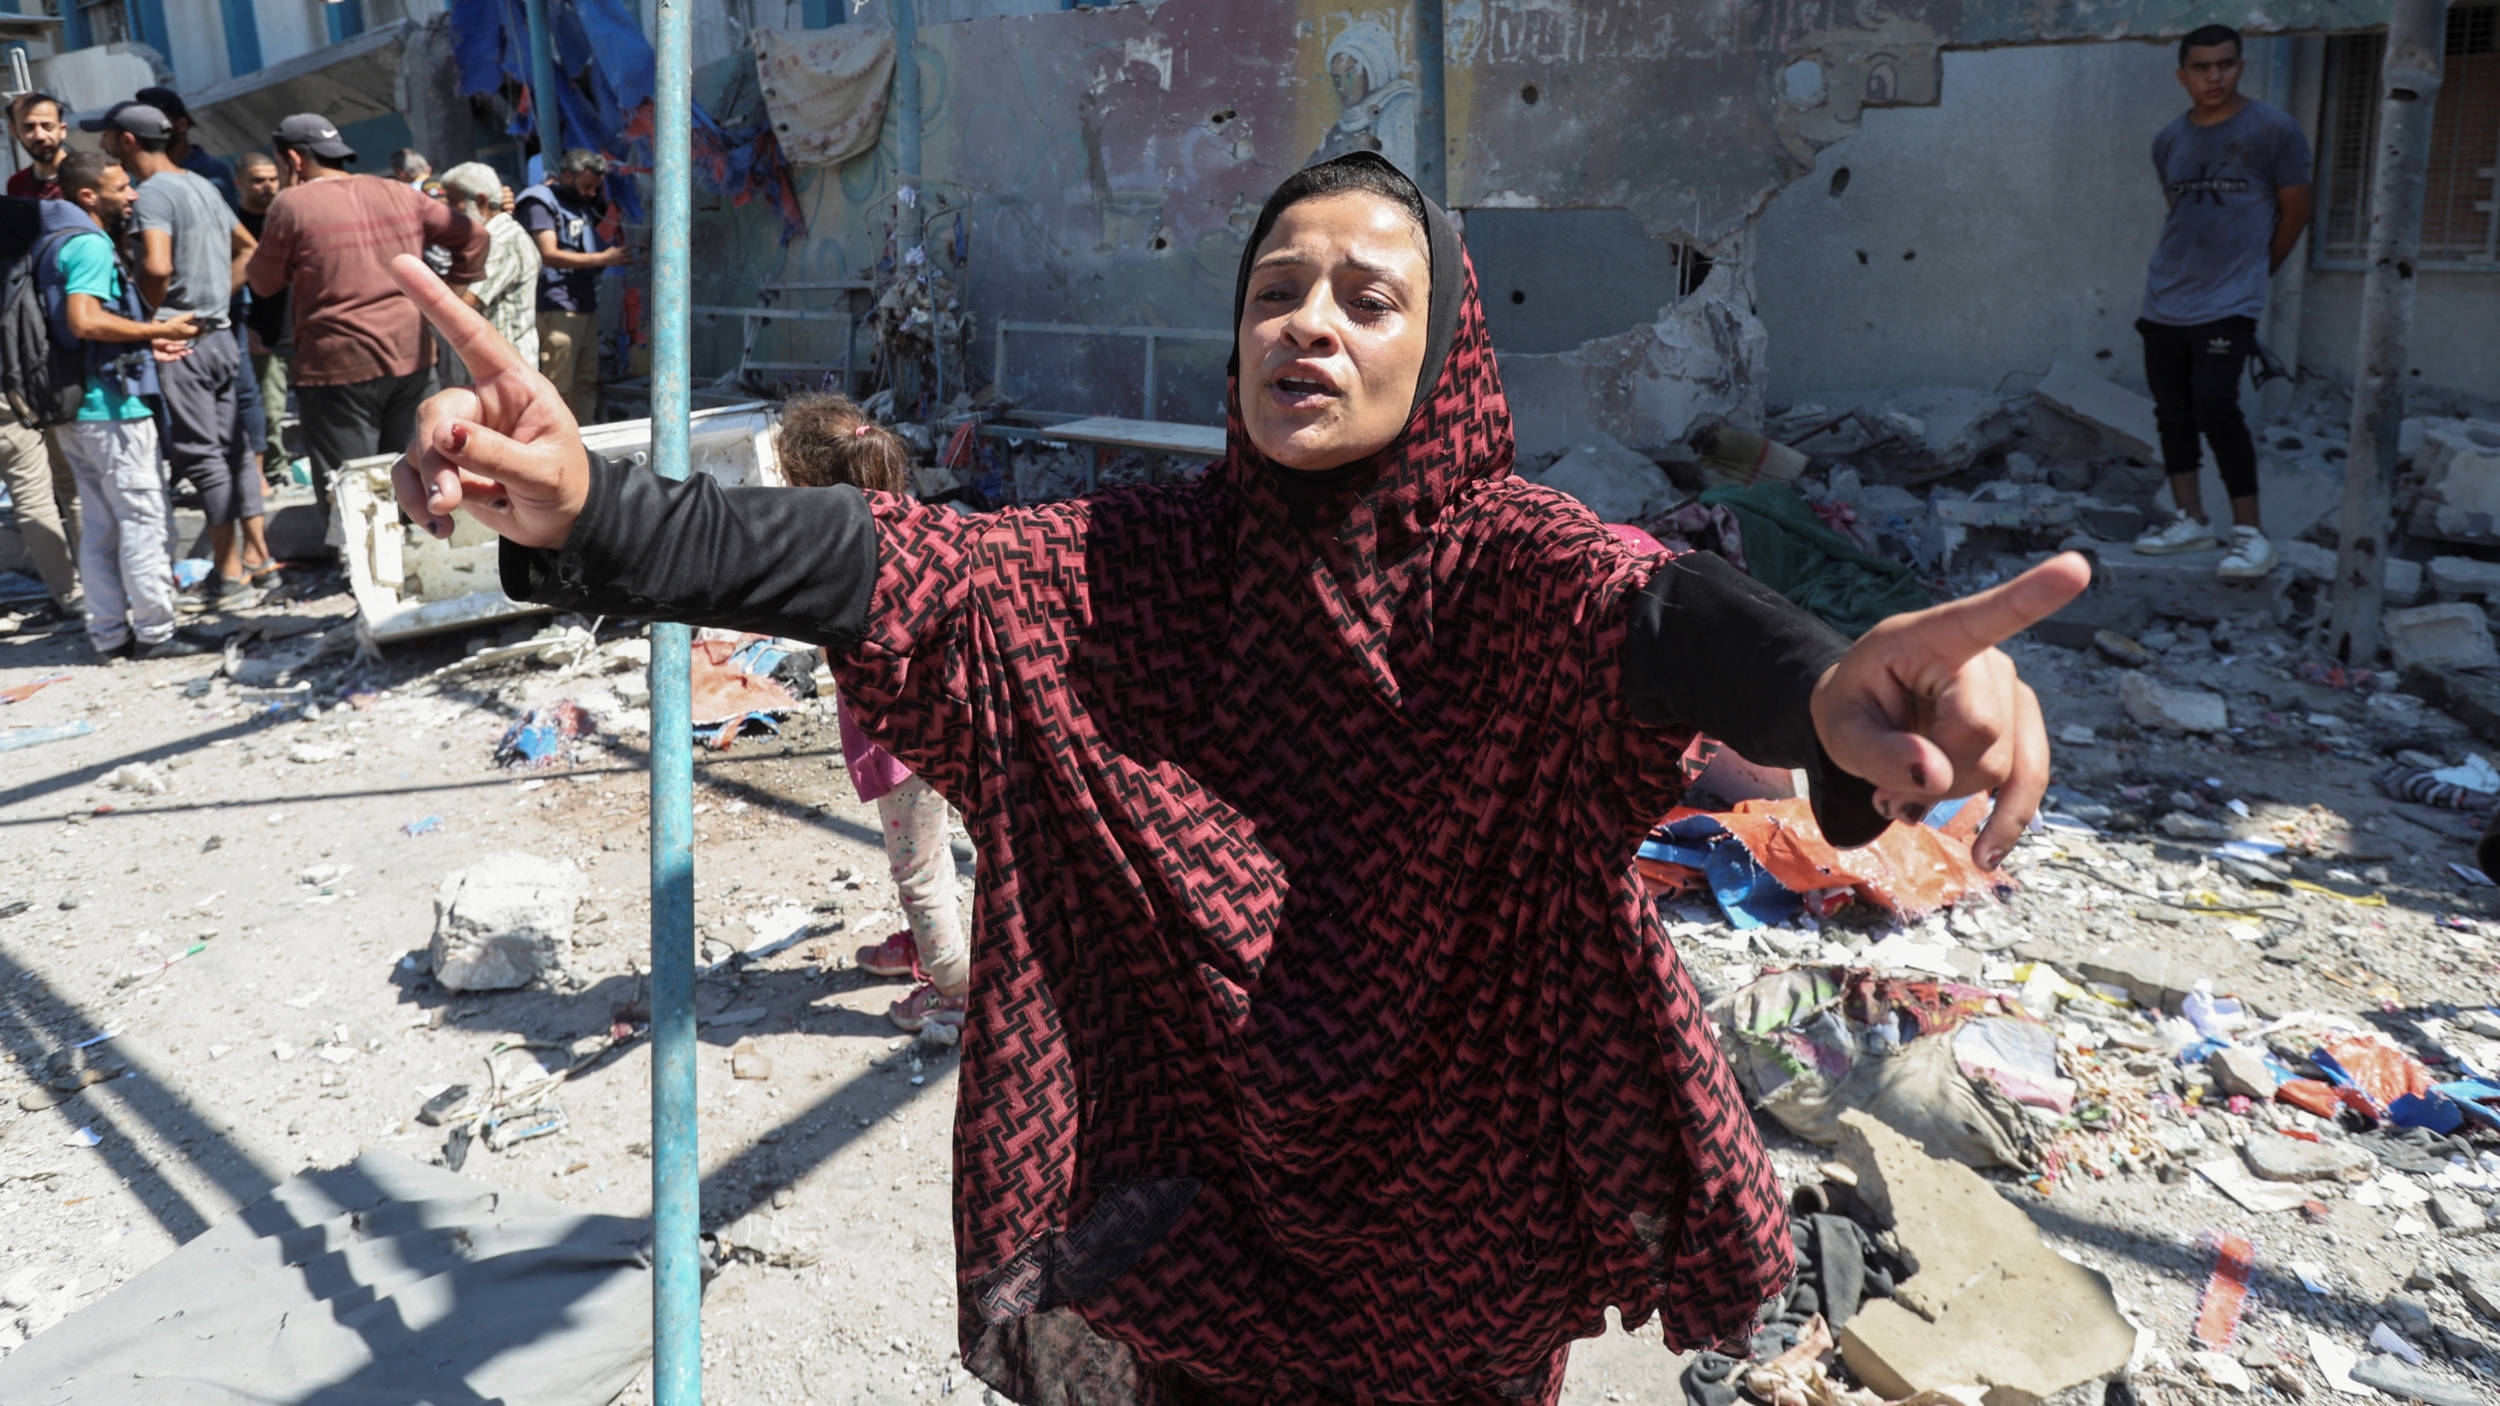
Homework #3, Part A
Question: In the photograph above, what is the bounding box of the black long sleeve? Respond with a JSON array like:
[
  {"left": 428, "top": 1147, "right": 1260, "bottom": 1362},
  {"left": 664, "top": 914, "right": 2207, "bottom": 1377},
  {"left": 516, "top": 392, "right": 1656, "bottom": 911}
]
[
  {"left": 500, "top": 452, "right": 879, "bottom": 649},
  {"left": 1625, "top": 550, "right": 1886, "bottom": 848}
]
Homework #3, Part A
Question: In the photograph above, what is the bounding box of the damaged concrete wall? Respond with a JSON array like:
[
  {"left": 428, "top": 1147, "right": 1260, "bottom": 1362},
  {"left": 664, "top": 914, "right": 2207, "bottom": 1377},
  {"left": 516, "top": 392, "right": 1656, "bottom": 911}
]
[
  {"left": 2300, "top": 273, "right": 2500, "bottom": 414},
  {"left": 1757, "top": 33, "right": 2498, "bottom": 413},
  {"left": 681, "top": 0, "right": 2404, "bottom": 444},
  {"left": 1757, "top": 41, "right": 2186, "bottom": 402}
]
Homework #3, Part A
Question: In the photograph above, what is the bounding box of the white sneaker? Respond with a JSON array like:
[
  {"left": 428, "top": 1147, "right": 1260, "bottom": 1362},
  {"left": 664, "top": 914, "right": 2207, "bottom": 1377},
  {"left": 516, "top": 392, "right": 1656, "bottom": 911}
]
[
  {"left": 2133, "top": 513, "right": 2219, "bottom": 555},
  {"left": 2216, "top": 525, "right": 2277, "bottom": 581}
]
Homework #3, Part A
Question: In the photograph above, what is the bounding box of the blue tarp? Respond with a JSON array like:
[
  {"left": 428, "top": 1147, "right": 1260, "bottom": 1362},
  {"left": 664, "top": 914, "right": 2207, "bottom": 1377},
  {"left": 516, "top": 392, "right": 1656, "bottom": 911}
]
[{"left": 446, "top": 0, "right": 806, "bottom": 241}]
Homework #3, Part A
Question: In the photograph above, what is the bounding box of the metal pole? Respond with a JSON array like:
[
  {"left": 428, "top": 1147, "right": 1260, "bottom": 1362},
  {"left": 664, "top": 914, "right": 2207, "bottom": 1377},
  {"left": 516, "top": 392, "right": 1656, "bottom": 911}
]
[
  {"left": 1412, "top": 0, "right": 1446, "bottom": 205},
  {"left": 2328, "top": 0, "right": 2448, "bottom": 665},
  {"left": 522, "top": 0, "right": 564, "bottom": 173},
  {"left": 647, "top": 0, "right": 700, "bottom": 1398}
]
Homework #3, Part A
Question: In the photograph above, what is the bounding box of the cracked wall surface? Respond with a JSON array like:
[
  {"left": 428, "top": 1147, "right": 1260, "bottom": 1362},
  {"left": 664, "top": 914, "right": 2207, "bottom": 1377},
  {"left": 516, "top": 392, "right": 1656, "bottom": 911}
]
[{"left": 689, "top": 0, "right": 2400, "bottom": 441}]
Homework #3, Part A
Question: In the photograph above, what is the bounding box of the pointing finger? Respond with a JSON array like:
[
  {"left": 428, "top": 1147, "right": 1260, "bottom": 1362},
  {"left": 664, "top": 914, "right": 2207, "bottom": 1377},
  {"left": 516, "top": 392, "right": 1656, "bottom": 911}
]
[
  {"left": 1897, "top": 552, "right": 2091, "bottom": 672},
  {"left": 387, "top": 253, "right": 532, "bottom": 386}
]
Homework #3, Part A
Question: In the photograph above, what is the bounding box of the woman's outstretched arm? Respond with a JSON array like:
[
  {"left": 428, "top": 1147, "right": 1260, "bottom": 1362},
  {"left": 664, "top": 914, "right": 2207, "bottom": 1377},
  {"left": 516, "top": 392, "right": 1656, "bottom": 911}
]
[{"left": 385, "top": 253, "right": 883, "bottom": 647}]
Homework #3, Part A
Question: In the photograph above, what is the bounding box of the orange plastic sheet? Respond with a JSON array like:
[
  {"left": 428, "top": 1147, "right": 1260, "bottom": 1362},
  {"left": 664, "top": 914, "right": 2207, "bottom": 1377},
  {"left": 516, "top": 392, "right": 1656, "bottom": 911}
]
[{"left": 1648, "top": 796, "right": 2011, "bottom": 921}]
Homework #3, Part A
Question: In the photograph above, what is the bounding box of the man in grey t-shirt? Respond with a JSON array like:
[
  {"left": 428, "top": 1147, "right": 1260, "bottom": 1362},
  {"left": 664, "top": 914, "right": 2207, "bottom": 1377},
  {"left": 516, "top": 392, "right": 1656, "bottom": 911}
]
[
  {"left": 94, "top": 100, "right": 273, "bottom": 610},
  {"left": 2129, "top": 24, "right": 2313, "bottom": 582}
]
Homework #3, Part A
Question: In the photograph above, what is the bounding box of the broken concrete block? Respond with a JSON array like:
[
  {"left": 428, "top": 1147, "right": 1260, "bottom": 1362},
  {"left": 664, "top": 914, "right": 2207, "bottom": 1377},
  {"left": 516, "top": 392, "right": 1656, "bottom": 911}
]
[
  {"left": 428, "top": 854, "right": 584, "bottom": 992},
  {"left": 2029, "top": 590, "right": 2153, "bottom": 651},
  {"left": 2386, "top": 602, "right": 2499, "bottom": 672},
  {"left": 1832, "top": 1110, "right": 2135, "bottom": 1406},
  {"left": 2430, "top": 1188, "right": 2489, "bottom": 1237},
  {"left": 2350, "top": 1354, "right": 2483, "bottom": 1406},
  {"left": 2207, "top": 1047, "right": 2281, "bottom": 1098},
  {"left": 2076, "top": 500, "right": 2145, "bottom": 542},
  {"left": 1530, "top": 433, "right": 1676, "bottom": 524},
  {"left": 2097, "top": 543, "right": 2292, "bottom": 625},
  {"left": 2158, "top": 811, "right": 2234, "bottom": 840},
  {"left": 2416, "top": 420, "right": 2500, "bottom": 527},
  {"left": 2455, "top": 1257, "right": 2500, "bottom": 1322},
  {"left": 2122, "top": 674, "right": 2229, "bottom": 734},
  {"left": 2241, "top": 1131, "right": 2374, "bottom": 1183},
  {"left": 2279, "top": 542, "right": 2425, "bottom": 604},
  {"left": 2077, "top": 947, "right": 2195, "bottom": 1012},
  {"left": 2429, "top": 556, "right": 2500, "bottom": 600}
]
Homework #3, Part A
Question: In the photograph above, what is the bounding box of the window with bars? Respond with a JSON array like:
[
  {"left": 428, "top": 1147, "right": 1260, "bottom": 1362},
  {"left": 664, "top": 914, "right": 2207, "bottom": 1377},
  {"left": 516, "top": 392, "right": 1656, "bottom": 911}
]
[{"left": 2317, "top": 4, "right": 2500, "bottom": 268}]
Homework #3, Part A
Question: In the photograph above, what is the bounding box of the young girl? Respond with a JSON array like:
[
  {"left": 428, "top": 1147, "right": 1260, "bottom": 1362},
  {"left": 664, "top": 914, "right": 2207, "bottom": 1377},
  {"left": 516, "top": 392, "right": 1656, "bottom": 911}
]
[{"left": 773, "top": 393, "right": 969, "bottom": 1032}]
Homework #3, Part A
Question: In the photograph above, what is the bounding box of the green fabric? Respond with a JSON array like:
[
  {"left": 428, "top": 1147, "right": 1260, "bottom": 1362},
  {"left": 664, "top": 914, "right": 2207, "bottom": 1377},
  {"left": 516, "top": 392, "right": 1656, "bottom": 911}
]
[
  {"left": 1700, "top": 481, "right": 1930, "bottom": 638},
  {"left": 56, "top": 232, "right": 151, "bottom": 422}
]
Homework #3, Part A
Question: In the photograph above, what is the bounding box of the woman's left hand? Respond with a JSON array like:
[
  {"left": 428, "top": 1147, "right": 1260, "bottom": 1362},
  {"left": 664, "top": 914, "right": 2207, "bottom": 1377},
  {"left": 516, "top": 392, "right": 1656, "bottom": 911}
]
[{"left": 1810, "top": 552, "right": 2091, "bottom": 871}]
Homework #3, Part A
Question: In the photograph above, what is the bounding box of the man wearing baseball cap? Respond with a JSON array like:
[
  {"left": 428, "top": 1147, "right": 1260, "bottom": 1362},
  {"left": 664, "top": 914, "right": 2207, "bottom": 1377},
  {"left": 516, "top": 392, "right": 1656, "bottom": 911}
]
[
  {"left": 245, "top": 114, "right": 485, "bottom": 514},
  {"left": 132, "top": 86, "right": 241, "bottom": 209},
  {"left": 92, "top": 100, "right": 273, "bottom": 611}
]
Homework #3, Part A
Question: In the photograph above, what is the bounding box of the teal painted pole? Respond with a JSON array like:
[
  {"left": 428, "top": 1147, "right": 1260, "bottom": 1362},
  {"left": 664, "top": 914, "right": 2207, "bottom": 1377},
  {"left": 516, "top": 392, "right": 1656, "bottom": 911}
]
[
  {"left": 523, "top": 0, "right": 564, "bottom": 169},
  {"left": 647, "top": 0, "right": 699, "bottom": 1398}
]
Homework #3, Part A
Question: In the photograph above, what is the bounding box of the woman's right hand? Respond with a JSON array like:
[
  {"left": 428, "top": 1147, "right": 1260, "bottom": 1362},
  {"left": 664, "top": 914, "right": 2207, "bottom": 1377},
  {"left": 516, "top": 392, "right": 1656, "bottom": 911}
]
[{"left": 386, "top": 253, "right": 587, "bottom": 547}]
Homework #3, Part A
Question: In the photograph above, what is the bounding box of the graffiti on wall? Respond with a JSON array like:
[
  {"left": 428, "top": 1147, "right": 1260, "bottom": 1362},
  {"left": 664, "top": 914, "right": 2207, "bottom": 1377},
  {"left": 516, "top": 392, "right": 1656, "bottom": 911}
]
[{"left": 1309, "top": 19, "right": 1420, "bottom": 175}]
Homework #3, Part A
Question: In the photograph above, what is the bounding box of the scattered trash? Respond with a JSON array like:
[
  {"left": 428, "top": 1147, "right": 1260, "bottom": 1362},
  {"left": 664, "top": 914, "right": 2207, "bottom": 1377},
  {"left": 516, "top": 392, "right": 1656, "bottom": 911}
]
[
  {"left": 1716, "top": 967, "right": 2057, "bottom": 1171},
  {"left": 1641, "top": 794, "right": 2008, "bottom": 928},
  {"left": 730, "top": 1037, "right": 774, "bottom": 1081},
  {"left": 0, "top": 672, "right": 70, "bottom": 705},
  {"left": 2192, "top": 1232, "right": 2254, "bottom": 1349},
  {"left": 402, "top": 815, "right": 442, "bottom": 837},
  {"left": 2307, "top": 1331, "right": 2369, "bottom": 1396},
  {"left": 0, "top": 718, "right": 93, "bottom": 751},
  {"left": 416, "top": 1084, "right": 473, "bottom": 1127},
  {"left": 482, "top": 1107, "right": 568, "bottom": 1152},
  {"left": 496, "top": 702, "right": 594, "bottom": 770},
  {"left": 2198, "top": 1156, "right": 2315, "bottom": 1214},
  {"left": 63, "top": 1126, "right": 100, "bottom": 1148},
  {"left": 99, "top": 763, "right": 169, "bottom": 795}
]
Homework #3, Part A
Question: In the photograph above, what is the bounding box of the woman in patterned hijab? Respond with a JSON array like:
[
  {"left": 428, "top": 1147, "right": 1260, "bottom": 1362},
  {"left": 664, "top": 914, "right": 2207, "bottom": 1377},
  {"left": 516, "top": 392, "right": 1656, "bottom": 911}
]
[{"left": 387, "top": 152, "right": 2081, "bottom": 1403}]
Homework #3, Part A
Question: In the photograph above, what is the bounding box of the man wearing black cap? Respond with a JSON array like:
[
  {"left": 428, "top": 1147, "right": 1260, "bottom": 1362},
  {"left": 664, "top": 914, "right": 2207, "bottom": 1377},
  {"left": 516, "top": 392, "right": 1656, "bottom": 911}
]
[
  {"left": 244, "top": 114, "right": 484, "bottom": 513},
  {"left": 133, "top": 86, "right": 240, "bottom": 211},
  {"left": 91, "top": 99, "right": 272, "bottom": 611}
]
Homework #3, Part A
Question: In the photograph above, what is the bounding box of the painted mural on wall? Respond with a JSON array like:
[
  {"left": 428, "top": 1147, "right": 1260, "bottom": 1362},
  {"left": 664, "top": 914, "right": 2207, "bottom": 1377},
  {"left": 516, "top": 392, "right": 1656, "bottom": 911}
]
[{"left": 1310, "top": 19, "right": 1419, "bottom": 176}]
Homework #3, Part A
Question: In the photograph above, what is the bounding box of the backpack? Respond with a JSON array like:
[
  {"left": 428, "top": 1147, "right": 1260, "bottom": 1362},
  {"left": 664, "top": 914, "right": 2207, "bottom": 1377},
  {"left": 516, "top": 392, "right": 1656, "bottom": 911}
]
[{"left": 0, "top": 198, "right": 104, "bottom": 428}]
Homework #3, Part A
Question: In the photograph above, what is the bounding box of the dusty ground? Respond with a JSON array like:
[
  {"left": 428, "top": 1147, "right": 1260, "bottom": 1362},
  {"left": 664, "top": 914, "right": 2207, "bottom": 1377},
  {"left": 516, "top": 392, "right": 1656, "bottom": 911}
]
[{"left": 3, "top": 531, "right": 2499, "bottom": 1403}]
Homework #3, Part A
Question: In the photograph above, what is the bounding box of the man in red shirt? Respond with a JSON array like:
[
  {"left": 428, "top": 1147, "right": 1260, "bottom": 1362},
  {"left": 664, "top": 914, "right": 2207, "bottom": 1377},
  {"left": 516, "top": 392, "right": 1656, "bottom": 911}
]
[
  {"left": 243, "top": 114, "right": 484, "bottom": 514},
  {"left": 6, "top": 92, "right": 65, "bottom": 200}
]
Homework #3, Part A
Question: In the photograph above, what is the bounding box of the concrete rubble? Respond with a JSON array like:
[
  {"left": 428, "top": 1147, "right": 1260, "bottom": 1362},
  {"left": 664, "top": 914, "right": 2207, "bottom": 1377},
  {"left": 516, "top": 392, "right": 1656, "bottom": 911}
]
[
  {"left": 428, "top": 854, "right": 587, "bottom": 992},
  {"left": 2120, "top": 673, "right": 2229, "bottom": 734},
  {"left": 1527, "top": 431, "right": 1680, "bottom": 523},
  {"left": 10, "top": 361, "right": 2500, "bottom": 1404},
  {"left": 1831, "top": 1110, "right": 2137, "bottom": 1404}
]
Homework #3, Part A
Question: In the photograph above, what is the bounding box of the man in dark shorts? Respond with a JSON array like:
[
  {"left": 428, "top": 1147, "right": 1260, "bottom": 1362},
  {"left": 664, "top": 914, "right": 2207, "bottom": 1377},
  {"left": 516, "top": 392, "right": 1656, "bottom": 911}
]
[{"left": 2128, "top": 23, "right": 2312, "bottom": 582}]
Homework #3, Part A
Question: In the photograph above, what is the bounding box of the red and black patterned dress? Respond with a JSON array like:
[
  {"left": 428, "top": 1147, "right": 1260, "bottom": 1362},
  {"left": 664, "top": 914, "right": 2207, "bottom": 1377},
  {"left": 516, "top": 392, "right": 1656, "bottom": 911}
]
[{"left": 513, "top": 156, "right": 1877, "bottom": 1405}]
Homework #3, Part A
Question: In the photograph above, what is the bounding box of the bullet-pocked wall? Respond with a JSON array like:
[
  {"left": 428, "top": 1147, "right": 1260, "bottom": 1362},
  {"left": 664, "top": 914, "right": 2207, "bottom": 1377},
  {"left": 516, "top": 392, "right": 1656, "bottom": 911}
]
[{"left": 676, "top": 0, "right": 2400, "bottom": 446}]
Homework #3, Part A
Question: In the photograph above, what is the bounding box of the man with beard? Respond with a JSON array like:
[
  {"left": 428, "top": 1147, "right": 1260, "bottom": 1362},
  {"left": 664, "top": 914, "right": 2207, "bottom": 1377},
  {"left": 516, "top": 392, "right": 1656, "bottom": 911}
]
[
  {"left": 8, "top": 92, "right": 65, "bottom": 200},
  {"left": 48, "top": 150, "right": 210, "bottom": 660}
]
